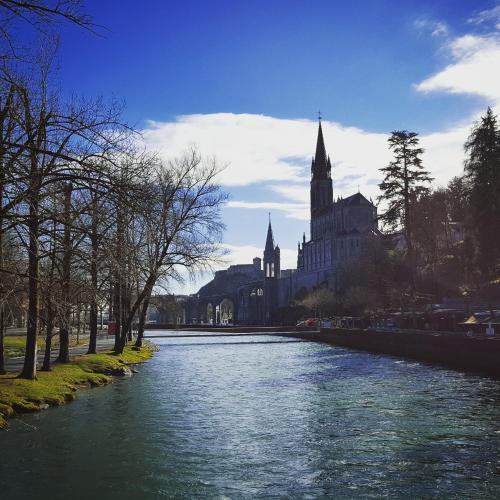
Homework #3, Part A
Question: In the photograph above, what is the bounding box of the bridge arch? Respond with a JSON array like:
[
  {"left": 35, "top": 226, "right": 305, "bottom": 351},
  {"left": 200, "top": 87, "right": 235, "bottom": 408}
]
[
  {"left": 219, "top": 298, "right": 234, "bottom": 325},
  {"left": 206, "top": 303, "right": 214, "bottom": 324}
]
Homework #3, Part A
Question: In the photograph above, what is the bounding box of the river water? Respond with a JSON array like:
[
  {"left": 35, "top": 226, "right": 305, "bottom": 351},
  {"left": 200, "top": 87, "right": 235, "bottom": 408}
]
[{"left": 1, "top": 332, "right": 500, "bottom": 499}]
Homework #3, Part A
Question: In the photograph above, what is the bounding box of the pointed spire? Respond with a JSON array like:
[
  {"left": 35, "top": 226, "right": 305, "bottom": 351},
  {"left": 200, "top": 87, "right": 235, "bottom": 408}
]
[
  {"left": 265, "top": 215, "right": 275, "bottom": 252},
  {"left": 314, "top": 120, "right": 327, "bottom": 170}
]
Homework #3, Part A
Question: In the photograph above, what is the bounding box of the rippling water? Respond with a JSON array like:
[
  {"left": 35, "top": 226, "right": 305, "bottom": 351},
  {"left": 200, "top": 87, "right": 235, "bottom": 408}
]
[{"left": 1, "top": 332, "right": 500, "bottom": 499}]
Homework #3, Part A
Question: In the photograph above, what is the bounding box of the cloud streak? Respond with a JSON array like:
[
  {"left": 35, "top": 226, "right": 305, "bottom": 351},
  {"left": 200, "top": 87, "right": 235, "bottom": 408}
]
[
  {"left": 415, "top": 33, "right": 500, "bottom": 106},
  {"left": 414, "top": 17, "right": 449, "bottom": 37},
  {"left": 142, "top": 111, "right": 472, "bottom": 220}
]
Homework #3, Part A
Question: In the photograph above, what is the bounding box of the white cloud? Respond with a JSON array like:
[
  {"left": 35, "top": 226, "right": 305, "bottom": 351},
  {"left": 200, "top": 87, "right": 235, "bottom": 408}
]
[
  {"left": 468, "top": 5, "right": 500, "bottom": 29},
  {"left": 142, "top": 114, "right": 309, "bottom": 187},
  {"left": 415, "top": 33, "right": 500, "bottom": 106},
  {"left": 414, "top": 17, "right": 449, "bottom": 37},
  {"left": 411, "top": 26, "right": 500, "bottom": 184},
  {"left": 142, "top": 114, "right": 393, "bottom": 208},
  {"left": 142, "top": 112, "right": 471, "bottom": 218}
]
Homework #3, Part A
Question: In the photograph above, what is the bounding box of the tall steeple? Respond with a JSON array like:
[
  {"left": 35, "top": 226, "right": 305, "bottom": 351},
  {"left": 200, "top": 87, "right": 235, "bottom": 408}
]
[
  {"left": 311, "top": 119, "right": 331, "bottom": 180},
  {"left": 265, "top": 213, "right": 274, "bottom": 252},
  {"left": 263, "top": 214, "right": 280, "bottom": 325},
  {"left": 310, "top": 117, "right": 333, "bottom": 222}
]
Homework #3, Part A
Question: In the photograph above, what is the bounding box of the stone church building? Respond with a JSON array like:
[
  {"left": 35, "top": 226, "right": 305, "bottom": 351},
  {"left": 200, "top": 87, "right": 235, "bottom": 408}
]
[{"left": 187, "top": 120, "right": 379, "bottom": 325}]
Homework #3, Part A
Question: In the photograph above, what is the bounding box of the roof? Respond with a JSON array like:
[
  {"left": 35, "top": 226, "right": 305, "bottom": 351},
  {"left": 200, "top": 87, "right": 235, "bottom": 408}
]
[{"left": 336, "top": 192, "right": 373, "bottom": 207}]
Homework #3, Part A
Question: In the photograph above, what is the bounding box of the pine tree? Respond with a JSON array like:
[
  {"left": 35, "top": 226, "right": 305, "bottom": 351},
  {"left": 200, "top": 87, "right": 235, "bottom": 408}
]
[
  {"left": 378, "top": 131, "right": 433, "bottom": 298},
  {"left": 464, "top": 107, "right": 500, "bottom": 282}
]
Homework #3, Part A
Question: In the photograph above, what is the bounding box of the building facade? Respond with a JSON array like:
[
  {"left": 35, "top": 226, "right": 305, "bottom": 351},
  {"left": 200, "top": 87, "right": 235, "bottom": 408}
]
[{"left": 187, "top": 120, "right": 379, "bottom": 325}]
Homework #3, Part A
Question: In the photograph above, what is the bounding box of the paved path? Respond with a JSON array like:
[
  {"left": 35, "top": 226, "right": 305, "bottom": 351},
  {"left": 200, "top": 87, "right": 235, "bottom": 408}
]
[{"left": 4, "top": 336, "right": 116, "bottom": 373}]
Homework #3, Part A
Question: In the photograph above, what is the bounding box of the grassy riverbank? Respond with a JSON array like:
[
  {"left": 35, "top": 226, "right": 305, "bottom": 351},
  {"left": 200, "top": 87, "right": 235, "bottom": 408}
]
[
  {"left": 3, "top": 335, "right": 86, "bottom": 359},
  {"left": 0, "top": 343, "right": 156, "bottom": 429}
]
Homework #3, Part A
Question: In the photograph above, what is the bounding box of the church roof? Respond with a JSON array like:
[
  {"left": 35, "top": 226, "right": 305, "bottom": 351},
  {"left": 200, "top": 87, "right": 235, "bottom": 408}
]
[{"left": 337, "top": 192, "right": 373, "bottom": 207}]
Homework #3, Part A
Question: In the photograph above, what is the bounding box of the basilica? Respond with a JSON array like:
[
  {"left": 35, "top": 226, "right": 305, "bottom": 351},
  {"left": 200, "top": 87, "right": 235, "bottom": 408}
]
[{"left": 186, "top": 120, "right": 379, "bottom": 325}]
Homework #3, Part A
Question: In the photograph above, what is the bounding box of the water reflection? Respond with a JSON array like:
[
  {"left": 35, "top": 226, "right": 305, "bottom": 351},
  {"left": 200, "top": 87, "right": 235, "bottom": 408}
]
[{"left": 1, "top": 332, "right": 500, "bottom": 499}]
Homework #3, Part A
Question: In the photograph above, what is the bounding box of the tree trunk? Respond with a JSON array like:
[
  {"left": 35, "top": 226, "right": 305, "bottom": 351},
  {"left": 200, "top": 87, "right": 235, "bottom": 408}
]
[
  {"left": 76, "top": 300, "right": 81, "bottom": 344},
  {"left": 0, "top": 304, "right": 5, "bottom": 375},
  {"left": 41, "top": 303, "right": 54, "bottom": 371},
  {"left": 0, "top": 182, "right": 4, "bottom": 374},
  {"left": 135, "top": 289, "right": 152, "bottom": 348},
  {"left": 0, "top": 89, "right": 12, "bottom": 376},
  {"left": 87, "top": 239, "right": 98, "bottom": 354},
  {"left": 113, "top": 202, "right": 126, "bottom": 354},
  {"left": 113, "top": 278, "right": 124, "bottom": 353},
  {"left": 121, "top": 273, "right": 157, "bottom": 345},
  {"left": 88, "top": 298, "right": 98, "bottom": 354},
  {"left": 19, "top": 196, "right": 40, "bottom": 379},
  {"left": 56, "top": 183, "right": 72, "bottom": 363}
]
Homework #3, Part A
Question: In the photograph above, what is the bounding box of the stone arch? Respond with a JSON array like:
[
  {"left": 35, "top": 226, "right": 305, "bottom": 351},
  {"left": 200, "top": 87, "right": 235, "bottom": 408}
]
[
  {"left": 206, "top": 303, "right": 214, "bottom": 324},
  {"left": 219, "top": 298, "right": 234, "bottom": 325}
]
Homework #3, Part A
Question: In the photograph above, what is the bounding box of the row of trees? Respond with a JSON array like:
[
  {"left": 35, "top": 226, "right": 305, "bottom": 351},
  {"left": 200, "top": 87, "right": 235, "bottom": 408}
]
[
  {"left": 0, "top": 2, "right": 227, "bottom": 379},
  {"left": 300, "top": 108, "right": 500, "bottom": 318}
]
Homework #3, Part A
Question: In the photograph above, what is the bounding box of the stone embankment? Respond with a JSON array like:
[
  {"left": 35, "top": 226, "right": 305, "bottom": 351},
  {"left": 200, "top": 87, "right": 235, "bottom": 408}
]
[{"left": 280, "top": 328, "right": 500, "bottom": 378}]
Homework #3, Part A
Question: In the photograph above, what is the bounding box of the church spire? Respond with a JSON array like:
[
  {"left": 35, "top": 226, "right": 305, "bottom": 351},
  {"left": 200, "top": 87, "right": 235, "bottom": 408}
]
[
  {"left": 311, "top": 118, "right": 330, "bottom": 180},
  {"left": 310, "top": 115, "right": 334, "bottom": 223},
  {"left": 314, "top": 120, "right": 327, "bottom": 170},
  {"left": 265, "top": 214, "right": 275, "bottom": 252}
]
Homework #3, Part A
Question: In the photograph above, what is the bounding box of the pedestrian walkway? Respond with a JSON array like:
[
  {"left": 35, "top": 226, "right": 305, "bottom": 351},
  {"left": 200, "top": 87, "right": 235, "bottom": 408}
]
[{"left": 4, "top": 336, "right": 116, "bottom": 373}]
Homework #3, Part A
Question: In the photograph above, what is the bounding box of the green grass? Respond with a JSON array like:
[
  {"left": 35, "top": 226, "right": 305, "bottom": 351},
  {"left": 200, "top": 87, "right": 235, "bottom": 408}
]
[
  {"left": 0, "top": 343, "right": 155, "bottom": 429},
  {"left": 3, "top": 335, "right": 86, "bottom": 359}
]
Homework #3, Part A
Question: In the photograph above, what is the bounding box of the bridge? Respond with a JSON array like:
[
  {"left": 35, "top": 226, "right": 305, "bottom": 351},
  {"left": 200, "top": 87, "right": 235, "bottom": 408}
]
[{"left": 144, "top": 330, "right": 317, "bottom": 339}]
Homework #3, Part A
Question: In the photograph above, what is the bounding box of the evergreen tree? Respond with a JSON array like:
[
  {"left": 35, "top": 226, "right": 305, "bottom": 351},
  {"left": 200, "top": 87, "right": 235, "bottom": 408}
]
[
  {"left": 378, "top": 131, "right": 433, "bottom": 298},
  {"left": 464, "top": 107, "right": 500, "bottom": 281}
]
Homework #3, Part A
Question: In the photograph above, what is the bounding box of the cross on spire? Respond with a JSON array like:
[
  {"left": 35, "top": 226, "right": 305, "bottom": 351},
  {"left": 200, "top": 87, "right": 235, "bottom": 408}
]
[{"left": 318, "top": 110, "right": 322, "bottom": 122}]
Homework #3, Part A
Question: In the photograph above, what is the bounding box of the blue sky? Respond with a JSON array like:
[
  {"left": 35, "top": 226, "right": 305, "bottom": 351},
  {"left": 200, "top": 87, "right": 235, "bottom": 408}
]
[
  {"left": 57, "top": 0, "right": 489, "bottom": 130},
  {"left": 47, "top": 0, "right": 500, "bottom": 292}
]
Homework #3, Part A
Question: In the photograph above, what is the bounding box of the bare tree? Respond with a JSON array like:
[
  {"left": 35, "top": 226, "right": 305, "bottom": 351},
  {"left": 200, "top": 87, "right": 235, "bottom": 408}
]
[
  {"left": 4, "top": 66, "right": 128, "bottom": 379},
  {"left": 0, "top": 0, "right": 94, "bottom": 58},
  {"left": 115, "top": 150, "right": 227, "bottom": 352}
]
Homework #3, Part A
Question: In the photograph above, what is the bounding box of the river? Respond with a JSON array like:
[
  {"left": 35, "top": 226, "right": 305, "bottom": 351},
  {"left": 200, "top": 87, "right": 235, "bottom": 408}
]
[{"left": 1, "top": 332, "right": 500, "bottom": 499}]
